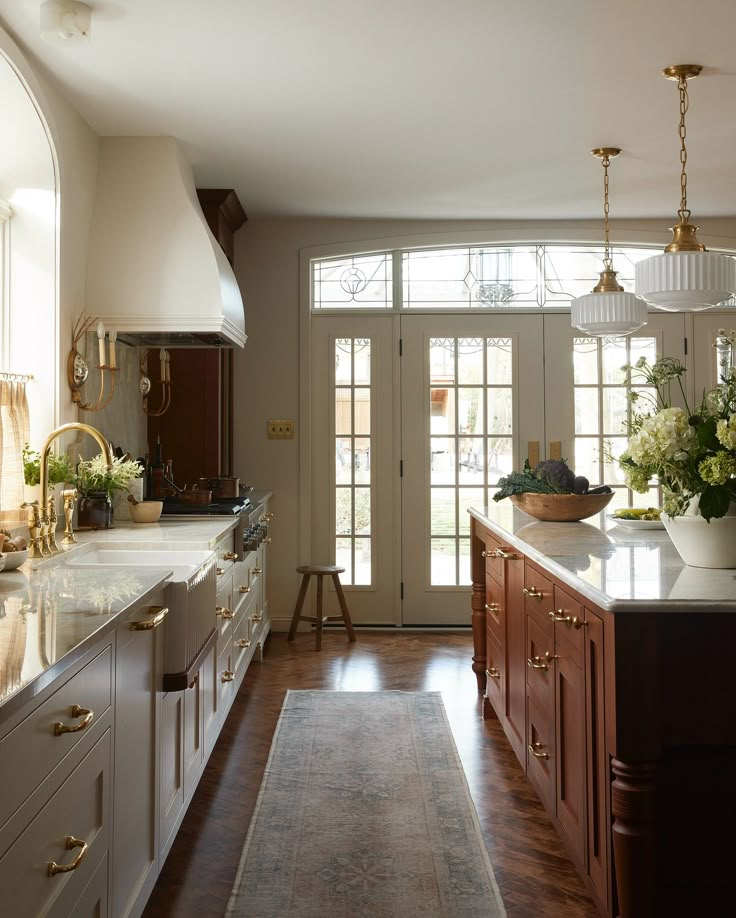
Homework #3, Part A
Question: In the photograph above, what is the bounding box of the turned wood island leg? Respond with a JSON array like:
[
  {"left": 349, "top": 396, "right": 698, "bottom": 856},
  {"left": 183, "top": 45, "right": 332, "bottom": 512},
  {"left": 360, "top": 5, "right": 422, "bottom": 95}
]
[{"left": 611, "top": 757, "right": 657, "bottom": 918}]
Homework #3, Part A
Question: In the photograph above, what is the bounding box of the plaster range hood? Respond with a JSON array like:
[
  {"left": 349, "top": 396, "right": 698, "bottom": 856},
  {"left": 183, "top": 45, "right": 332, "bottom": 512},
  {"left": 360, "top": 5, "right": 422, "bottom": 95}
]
[{"left": 85, "top": 136, "right": 246, "bottom": 348}]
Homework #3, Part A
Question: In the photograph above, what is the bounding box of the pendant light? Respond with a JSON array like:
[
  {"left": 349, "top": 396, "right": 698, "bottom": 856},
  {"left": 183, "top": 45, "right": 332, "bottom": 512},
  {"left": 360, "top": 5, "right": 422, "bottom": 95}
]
[
  {"left": 635, "top": 65, "right": 736, "bottom": 311},
  {"left": 571, "top": 148, "right": 648, "bottom": 337}
]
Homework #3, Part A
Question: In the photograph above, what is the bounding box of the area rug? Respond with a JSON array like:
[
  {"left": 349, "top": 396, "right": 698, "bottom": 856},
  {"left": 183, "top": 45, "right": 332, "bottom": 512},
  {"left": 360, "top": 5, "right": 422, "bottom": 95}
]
[{"left": 226, "top": 690, "right": 506, "bottom": 917}]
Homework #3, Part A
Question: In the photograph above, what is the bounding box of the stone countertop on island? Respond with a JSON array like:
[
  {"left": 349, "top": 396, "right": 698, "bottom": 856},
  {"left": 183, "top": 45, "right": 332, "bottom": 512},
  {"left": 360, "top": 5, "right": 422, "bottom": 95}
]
[{"left": 470, "top": 502, "right": 736, "bottom": 612}]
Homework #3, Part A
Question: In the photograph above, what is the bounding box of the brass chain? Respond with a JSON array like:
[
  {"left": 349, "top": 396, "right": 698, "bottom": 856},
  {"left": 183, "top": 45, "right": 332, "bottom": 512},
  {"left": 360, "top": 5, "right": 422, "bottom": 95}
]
[
  {"left": 601, "top": 153, "right": 612, "bottom": 269},
  {"left": 677, "top": 74, "right": 690, "bottom": 222}
]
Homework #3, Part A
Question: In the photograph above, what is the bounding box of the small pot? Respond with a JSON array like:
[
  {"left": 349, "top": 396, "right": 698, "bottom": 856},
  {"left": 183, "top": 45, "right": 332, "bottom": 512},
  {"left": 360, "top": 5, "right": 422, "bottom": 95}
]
[
  {"left": 180, "top": 488, "right": 212, "bottom": 505},
  {"left": 197, "top": 476, "right": 240, "bottom": 499}
]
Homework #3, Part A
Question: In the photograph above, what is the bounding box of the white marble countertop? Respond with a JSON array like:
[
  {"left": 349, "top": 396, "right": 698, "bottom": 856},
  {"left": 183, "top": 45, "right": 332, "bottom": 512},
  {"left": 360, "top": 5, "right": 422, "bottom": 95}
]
[
  {"left": 0, "top": 516, "right": 242, "bottom": 716},
  {"left": 470, "top": 502, "right": 736, "bottom": 612}
]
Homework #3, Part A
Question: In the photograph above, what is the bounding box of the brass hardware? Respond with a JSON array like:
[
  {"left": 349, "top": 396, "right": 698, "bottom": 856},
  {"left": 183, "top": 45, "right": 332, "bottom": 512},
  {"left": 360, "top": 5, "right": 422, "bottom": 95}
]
[
  {"left": 588, "top": 147, "right": 626, "bottom": 292},
  {"left": 48, "top": 836, "right": 89, "bottom": 877},
  {"left": 216, "top": 606, "right": 234, "bottom": 619},
  {"left": 481, "top": 550, "right": 489, "bottom": 558},
  {"left": 140, "top": 348, "right": 172, "bottom": 416},
  {"left": 53, "top": 704, "right": 94, "bottom": 736},
  {"left": 188, "top": 674, "right": 199, "bottom": 689},
  {"left": 486, "top": 667, "right": 501, "bottom": 680},
  {"left": 61, "top": 488, "right": 78, "bottom": 545},
  {"left": 263, "top": 537, "right": 272, "bottom": 544},
  {"left": 22, "top": 500, "right": 43, "bottom": 559},
  {"left": 549, "top": 610, "right": 587, "bottom": 629},
  {"left": 224, "top": 551, "right": 237, "bottom": 561},
  {"left": 130, "top": 606, "right": 168, "bottom": 631},
  {"left": 216, "top": 567, "right": 225, "bottom": 576},
  {"left": 36, "top": 423, "right": 113, "bottom": 556},
  {"left": 252, "top": 611, "right": 263, "bottom": 623},
  {"left": 528, "top": 743, "right": 550, "bottom": 760},
  {"left": 47, "top": 495, "right": 59, "bottom": 553},
  {"left": 221, "top": 670, "right": 235, "bottom": 683},
  {"left": 236, "top": 638, "right": 251, "bottom": 649},
  {"left": 67, "top": 312, "right": 119, "bottom": 412},
  {"left": 239, "top": 584, "right": 250, "bottom": 594},
  {"left": 523, "top": 586, "right": 543, "bottom": 599},
  {"left": 484, "top": 602, "right": 500, "bottom": 613},
  {"left": 252, "top": 567, "right": 263, "bottom": 576},
  {"left": 527, "top": 651, "right": 559, "bottom": 671},
  {"left": 495, "top": 549, "right": 517, "bottom": 560}
]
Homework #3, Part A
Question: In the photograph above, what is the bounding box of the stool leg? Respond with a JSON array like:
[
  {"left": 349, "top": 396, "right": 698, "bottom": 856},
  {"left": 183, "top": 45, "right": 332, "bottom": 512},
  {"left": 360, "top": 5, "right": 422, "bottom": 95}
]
[
  {"left": 315, "top": 574, "right": 324, "bottom": 651},
  {"left": 288, "top": 573, "right": 311, "bottom": 641},
  {"left": 332, "top": 574, "right": 356, "bottom": 642}
]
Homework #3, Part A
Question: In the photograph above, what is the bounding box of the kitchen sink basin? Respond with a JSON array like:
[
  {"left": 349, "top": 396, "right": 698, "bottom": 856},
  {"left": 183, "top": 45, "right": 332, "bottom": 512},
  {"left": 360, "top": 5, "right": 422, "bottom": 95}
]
[{"left": 64, "top": 548, "right": 215, "bottom": 582}]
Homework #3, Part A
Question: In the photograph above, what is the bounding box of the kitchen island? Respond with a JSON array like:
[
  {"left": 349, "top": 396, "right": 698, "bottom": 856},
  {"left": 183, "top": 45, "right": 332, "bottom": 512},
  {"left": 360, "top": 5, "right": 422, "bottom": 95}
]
[{"left": 470, "top": 503, "right": 736, "bottom": 918}]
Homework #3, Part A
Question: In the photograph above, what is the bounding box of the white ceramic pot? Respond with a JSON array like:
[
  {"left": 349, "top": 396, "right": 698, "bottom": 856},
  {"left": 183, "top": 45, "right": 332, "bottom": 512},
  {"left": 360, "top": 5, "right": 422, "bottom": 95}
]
[{"left": 661, "top": 511, "right": 736, "bottom": 568}]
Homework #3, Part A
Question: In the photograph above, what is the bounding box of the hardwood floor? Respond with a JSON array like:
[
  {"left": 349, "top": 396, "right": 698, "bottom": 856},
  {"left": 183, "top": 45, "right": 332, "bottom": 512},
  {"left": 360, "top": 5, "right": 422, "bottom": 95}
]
[{"left": 143, "top": 631, "right": 600, "bottom": 918}]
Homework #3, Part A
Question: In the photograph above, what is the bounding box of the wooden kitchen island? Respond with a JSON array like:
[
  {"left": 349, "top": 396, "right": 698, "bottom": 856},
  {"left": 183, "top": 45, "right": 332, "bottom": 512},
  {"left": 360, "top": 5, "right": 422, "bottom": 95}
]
[{"left": 469, "top": 503, "right": 736, "bottom": 918}]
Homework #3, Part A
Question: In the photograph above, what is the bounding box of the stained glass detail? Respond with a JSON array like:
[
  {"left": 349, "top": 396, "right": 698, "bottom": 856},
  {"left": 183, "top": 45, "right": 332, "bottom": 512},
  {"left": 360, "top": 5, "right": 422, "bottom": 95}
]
[{"left": 314, "top": 254, "right": 392, "bottom": 309}]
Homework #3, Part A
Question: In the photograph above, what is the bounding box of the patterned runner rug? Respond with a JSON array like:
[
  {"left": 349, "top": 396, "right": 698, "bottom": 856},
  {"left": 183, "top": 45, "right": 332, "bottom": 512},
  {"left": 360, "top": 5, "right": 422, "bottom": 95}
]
[{"left": 226, "top": 690, "right": 506, "bottom": 917}]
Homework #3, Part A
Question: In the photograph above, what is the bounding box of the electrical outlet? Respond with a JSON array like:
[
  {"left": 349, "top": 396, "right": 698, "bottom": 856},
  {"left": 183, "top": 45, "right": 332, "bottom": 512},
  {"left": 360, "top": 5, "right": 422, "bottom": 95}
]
[{"left": 268, "top": 419, "right": 294, "bottom": 439}]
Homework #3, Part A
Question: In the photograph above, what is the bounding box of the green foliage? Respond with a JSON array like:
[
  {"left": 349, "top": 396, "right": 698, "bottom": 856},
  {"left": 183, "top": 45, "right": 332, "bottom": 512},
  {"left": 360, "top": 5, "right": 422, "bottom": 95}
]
[
  {"left": 23, "top": 443, "right": 74, "bottom": 487},
  {"left": 74, "top": 454, "right": 142, "bottom": 497},
  {"left": 493, "top": 459, "right": 573, "bottom": 502}
]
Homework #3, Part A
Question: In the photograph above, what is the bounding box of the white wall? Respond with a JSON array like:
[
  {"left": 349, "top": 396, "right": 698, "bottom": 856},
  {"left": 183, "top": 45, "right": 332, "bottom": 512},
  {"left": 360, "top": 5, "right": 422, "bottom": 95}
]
[{"left": 233, "top": 216, "right": 736, "bottom": 626}]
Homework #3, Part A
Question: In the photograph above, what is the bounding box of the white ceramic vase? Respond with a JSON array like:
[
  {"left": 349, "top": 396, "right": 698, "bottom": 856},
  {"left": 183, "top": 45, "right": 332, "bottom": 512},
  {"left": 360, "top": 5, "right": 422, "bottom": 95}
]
[{"left": 661, "top": 503, "right": 736, "bottom": 569}]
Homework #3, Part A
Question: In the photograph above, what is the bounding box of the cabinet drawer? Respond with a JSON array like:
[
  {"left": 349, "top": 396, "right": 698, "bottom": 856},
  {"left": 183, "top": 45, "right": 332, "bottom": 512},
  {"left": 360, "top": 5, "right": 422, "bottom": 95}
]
[
  {"left": 483, "top": 534, "right": 504, "bottom": 585},
  {"left": 216, "top": 534, "right": 238, "bottom": 574},
  {"left": 551, "top": 585, "right": 585, "bottom": 656},
  {"left": 526, "top": 614, "right": 555, "bottom": 714},
  {"left": 0, "top": 645, "right": 112, "bottom": 830},
  {"left": 0, "top": 728, "right": 111, "bottom": 918},
  {"left": 526, "top": 694, "right": 555, "bottom": 816},
  {"left": 484, "top": 633, "right": 503, "bottom": 716},
  {"left": 523, "top": 562, "right": 555, "bottom": 627},
  {"left": 232, "top": 608, "right": 252, "bottom": 675},
  {"left": 216, "top": 576, "right": 234, "bottom": 638},
  {"left": 68, "top": 850, "right": 108, "bottom": 918},
  {"left": 485, "top": 580, "right": 504, "bottom": 647},
  {"left": 217, "top": 634, "right": 234, "bottom": 708},
  {"left": 231, "top": 555, "right": 256, "bottom": 604}
]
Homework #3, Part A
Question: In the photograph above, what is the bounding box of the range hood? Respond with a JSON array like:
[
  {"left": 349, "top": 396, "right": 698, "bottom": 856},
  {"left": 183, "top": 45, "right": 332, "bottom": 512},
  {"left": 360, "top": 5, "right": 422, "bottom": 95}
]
[{"left": 85, "top": 137, "right": 246, "bottom": 348}]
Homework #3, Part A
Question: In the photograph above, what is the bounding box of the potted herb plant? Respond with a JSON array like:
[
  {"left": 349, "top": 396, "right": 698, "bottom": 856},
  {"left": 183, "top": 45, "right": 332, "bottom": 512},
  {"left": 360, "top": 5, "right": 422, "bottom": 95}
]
[{"left": 74, "top": 453, "right": 143, "bottom": 530}]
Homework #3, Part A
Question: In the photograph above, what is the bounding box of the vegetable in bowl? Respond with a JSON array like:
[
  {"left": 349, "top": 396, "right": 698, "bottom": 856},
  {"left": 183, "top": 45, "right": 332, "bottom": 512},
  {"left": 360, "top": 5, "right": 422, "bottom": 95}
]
[
  {"left": 611, "top": 507, "right": 662, "bottom": 521},
  {"left": 493, "top": 459, "right": 610, "bottom": 502}
]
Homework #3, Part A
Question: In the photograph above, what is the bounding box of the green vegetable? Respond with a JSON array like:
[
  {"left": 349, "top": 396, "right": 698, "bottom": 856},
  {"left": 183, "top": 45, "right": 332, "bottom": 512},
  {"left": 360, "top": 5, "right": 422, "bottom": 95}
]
[
  {"left": 493, "top": 460, "right": 570, "bottom": 502},
  {"left": 533, "top": 459, "right": 576, "bottom": 492}
]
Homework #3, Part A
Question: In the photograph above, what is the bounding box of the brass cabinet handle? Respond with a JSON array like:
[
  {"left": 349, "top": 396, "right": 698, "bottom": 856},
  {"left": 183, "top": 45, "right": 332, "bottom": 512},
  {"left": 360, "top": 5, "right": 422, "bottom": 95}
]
[
  {"left": 216, "top": 606, "right": 234, "bottom": 619},
  {"left": 495, "top": 548, "right": 517, "bottom": 560},
  {"left": 221, "top": 670, "right": 235, "bottom": 683},
  {"left": 53, "top": 704, "right": 94, "bottom": 736},
  {"left": 527, "top": 652, "right": 558, "bottom": 671},
  {"left": 481, "top": 550, "right": 489, "bottom": 558},
  {"left": 252, "top": 567, "right": 263, "bottom": 576},
  {"left": 188, "top": 673, "right": 199, "bottom": 689},
  {"left": 548, "top": 610, "right": 586, "bottom": 629},
  {"left": 263, "top": 537, "right": 272, "bottom": 544},
  {"left": 223, "top": 551, "right": 237, "bottom": 561},
  {"left": 252, "top": 611, "right": 263, "bottom": 623},
  {"left": 48, "top": 836, "right": 89, "bottom": 877},
  {"left": 216, "top": 567, "right": 225, "bottom": 576},
  {"left": 236, "top": 638, "right": 251, "bottom": 649},
  {"left": 486, "top": 667, "right": 501, "bottom": 680},
  {"left": 484, "top": 602, "right": 500, "bottom": 613},
  {"left": 239, "top": 584, "right": 250, "bottom": 594},
  {"left": 260, "top": 513, "right": 273, "bottom": 522},
  {"left": 130, "top": 606, "right": 168, "bottom": 631},
  {"left": 528, "top": 742, "right": 550, "bottom": 760},
  {"left": 523, "top": 586, "right": 543, "bottom": 599}
]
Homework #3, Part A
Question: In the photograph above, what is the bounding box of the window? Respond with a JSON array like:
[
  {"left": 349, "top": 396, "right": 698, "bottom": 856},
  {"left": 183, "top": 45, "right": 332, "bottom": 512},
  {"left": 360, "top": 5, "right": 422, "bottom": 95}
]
[{"left": 313, "top": 253, "right": 392, "bottom": 309}]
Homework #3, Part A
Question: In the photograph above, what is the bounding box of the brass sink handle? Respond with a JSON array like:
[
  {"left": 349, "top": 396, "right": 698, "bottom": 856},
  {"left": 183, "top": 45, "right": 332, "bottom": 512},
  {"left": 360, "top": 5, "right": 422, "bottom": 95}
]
[
  {"left": 523, "top": 586, "right": 543, "bottom": 599},
  {"left": 528, "top": 742, "right": 550, "bottom": 760},
  {"left": 53, "top": 704, "right": 94, "bottom": 736},
  {"left": 549, "top": 610, "right": 587, "bottom": 629},
  {"left": 48, "top": 836, "right": 89, "bottom": 877}
]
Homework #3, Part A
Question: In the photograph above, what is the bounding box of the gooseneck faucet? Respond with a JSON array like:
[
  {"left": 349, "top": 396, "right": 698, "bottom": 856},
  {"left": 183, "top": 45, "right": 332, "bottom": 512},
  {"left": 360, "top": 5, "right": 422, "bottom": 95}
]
[{"left": 27, "top": 422, "right": 113, "bottom": 559}]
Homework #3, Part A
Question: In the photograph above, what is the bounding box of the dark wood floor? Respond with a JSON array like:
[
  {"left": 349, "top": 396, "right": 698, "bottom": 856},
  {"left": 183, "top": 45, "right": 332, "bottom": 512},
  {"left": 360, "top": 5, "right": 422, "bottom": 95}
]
[{"left": 143, "top": 631, "right": 599, "bottom": 918}]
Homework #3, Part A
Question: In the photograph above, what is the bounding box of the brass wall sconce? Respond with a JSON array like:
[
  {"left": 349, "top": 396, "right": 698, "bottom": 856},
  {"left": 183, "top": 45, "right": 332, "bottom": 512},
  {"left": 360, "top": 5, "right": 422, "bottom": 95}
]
[
  {"left": 67, "top": 312, "right": 119, "bottom": 411},
  {"left": 140, "top": 348, "right": 171, "bottom": 416}
]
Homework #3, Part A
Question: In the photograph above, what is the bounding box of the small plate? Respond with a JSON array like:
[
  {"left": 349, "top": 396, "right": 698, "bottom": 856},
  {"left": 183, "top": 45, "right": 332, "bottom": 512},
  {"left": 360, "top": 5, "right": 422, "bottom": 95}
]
[{"left": 607, "top": 514, "right": 664, "bottom": 530}]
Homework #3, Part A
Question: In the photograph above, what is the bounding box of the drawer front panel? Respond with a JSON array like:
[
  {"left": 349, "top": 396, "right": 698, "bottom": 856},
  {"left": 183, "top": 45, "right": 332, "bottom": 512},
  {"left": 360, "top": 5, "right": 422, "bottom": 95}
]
[
  {"left": 485, "top": 579, "right": 504, "bottom": 647},
  {"left": 216, "top": 576, "right": 234, "bottom": 638},
  {"left": 552, "top": 585, "right": 585, "bottom": 655},
  {"left": 67, "top": 851, "right": 108, "bottom": 918},
  {"left": 217, "top": 635, "right": 234, "bottom": 708},
  {"left": 216, "top": 533, "right": 238, "bottom": 574},
  {"left": 484, "top": 633, "right": 504, "bottom": 717},
  {"left": 0, "top": 645, "right": 112, "bottom": 830},
  {"left": 526, "top": 614, "right": 555, "bottom": 714},
  {"left": 526, "top": 694, "right": 555, "bottom": 816},
  {"left": 484, "top": 534, "right": 504, "bottom": 585},
  {"left": 0, "top": 728, "right": 111, "bottom": 918},
  {"left": 523, "top": 562, "right": 555, "bottom": 628},
  {"left": 232, "top": 609, "right": 252, "bottom": 675}
]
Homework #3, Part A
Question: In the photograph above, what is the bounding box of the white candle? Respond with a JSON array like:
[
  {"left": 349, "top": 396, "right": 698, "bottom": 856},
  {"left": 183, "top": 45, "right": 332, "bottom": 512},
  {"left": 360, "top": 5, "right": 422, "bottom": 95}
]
[
  {"left": 165, "top": 350, "right": 171, "bottom": 383},
  {"left": 109, "top": 329, "right": 117, "bottom": 369},
  {"left": 97, "top": 322, "right": 106, "bottom": 367},
  {"left": 159, "top": 349, "right": 166, "bottom": 381}
]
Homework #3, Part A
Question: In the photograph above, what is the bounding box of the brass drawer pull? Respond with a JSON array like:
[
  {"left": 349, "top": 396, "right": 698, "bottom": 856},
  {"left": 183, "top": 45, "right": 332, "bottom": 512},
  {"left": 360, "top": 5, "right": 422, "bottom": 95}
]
[
  {"left": 523, "top": 586, "right": 543, "bottom": 599},
  {"left": 495, "top": 548, "right": 517, "bottom": 560},
  {"left": 48, "top": 836, "right": 89, "bottom": 877},
  {"left": 216, "top": 567, "right": 225, "bottom": 576},
  {"left": 486, "top": 667, "right": 501, "bottom": 680},
  {"left": 548, "top": 610, "right": 586, "bottom": 629},
  {"left": 216, "top": 606, "right": 234, "bottom": 619},
  {"left": 223, "top": 551, "right": 237, "bottom": 561},
  {"left": 252, "top": 611, "right": 263, "bottom": 624},
  {"left": 236, "top": 638, "right": 251, "bottom": 649},
  {"left": 484, "top": 602, "right": 500, "bottom": 613},
  {"left": 130, "top": 606, "right": 168, "bottom": 631},
  {"left": 252, "top": 567, "right": 263, "bottom": 576},
  {"left": 263, "top": 537, "right": 272, "bottom": 544},
  {"left": 53, "top": 704, "right": 94, "bottom": 736},
  {"left": 239, "top": 584, "right": 251, "bottom": 594},
  {"left": 481, "top": 550, "right": 489, "bottom": 558},
  {"left": 221, "top": 670, "right": 235, "bottom": 683},
  {"left": 528, "top": 742, "right": 549, "bottom": 760},
  {"left": 527, "top": 652, "right": 558, "bottom": 671}
]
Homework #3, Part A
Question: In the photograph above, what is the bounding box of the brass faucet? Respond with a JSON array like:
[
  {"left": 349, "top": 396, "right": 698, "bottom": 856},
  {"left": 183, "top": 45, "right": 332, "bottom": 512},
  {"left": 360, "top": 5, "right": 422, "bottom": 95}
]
[{"left": 27, "top": 422, "right": 113, "bottom": 559}]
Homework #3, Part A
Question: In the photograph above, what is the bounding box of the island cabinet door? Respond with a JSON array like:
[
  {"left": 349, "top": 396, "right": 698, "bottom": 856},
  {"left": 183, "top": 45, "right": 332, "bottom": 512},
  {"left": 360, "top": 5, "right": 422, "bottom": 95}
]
[
  {"left": 503, "top": 552, "right": 527, "bottom": 765},
  {"left": 554, "top": 634, "right": 587, "bottom": 865}
]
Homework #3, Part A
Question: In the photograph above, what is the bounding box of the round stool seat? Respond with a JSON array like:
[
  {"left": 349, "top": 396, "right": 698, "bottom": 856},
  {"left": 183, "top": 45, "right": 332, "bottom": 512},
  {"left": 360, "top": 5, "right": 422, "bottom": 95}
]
[{"left": 296, "top": 564, "right": 345, "bottom": 575}]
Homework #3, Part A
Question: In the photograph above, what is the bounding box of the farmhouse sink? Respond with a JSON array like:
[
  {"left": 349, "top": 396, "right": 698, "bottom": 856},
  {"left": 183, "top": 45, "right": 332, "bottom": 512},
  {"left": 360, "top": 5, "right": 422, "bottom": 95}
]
[{"left": 64, "top": 548, "right": 215, "bottom": 583}]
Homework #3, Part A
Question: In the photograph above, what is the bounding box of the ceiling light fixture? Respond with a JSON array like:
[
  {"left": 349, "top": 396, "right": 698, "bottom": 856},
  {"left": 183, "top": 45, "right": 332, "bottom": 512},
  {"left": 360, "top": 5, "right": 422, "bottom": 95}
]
[
  {"left": 571, "top": 148, "right": 648, "bottom": 337},
  {"left": 635, "top": 65, "right": 736, "bottom": 311},
  {"left": 40, "top": 0, "right": 91, "bottom": 43}
]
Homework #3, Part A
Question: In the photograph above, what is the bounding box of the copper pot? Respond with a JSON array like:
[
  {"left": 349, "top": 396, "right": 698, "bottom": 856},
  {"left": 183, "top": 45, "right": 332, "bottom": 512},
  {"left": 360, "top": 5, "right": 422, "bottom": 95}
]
[
  {"left": 180, "top": 487, "right": 212, "bottom": 505},
  {"left": 197, "top": 476, "right": 240, "bottom": 499}
]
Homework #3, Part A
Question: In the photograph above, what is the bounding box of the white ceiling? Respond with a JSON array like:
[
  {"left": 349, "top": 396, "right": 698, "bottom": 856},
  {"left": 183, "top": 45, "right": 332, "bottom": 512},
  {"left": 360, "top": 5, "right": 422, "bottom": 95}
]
[{"left": 1, "top": 0, "right": 735, "bottom": 220}]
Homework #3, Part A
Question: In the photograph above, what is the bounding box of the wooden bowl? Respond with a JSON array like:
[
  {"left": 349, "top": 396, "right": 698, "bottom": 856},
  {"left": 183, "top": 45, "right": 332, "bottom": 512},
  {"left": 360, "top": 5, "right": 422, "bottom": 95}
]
[{"left": 509, "top": 491, "right": 614, "bottom": 522}]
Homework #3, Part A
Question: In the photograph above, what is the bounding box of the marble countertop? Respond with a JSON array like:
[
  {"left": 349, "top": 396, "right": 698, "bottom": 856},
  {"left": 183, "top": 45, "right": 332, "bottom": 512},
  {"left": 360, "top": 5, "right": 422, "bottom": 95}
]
[
  {"left": 469, "top": 503, "right": 736, "bottom": 612},
  {"left": 0, "top": 515, "right": 242, "bottom": 717}
]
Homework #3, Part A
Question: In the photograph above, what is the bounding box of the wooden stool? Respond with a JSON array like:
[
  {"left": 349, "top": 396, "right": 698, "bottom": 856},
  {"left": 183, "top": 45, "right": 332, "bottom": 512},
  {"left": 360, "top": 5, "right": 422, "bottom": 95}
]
[{"left": 287, "top": 564, "right": 356, "bottom": 650}]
